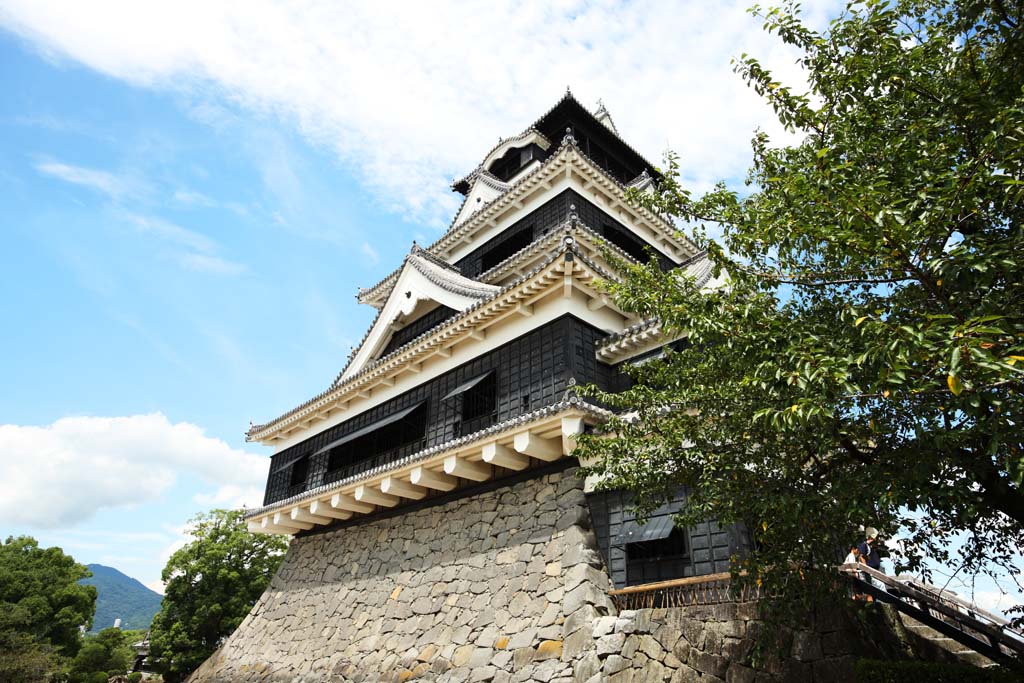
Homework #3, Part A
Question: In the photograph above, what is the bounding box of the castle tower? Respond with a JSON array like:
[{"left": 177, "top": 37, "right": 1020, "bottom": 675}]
[
  {"left": 191, "top": 94, "right": 768, "bottom": 683},
  {"left": 187, "top": 94, "right": 977, "bottom": 683},
  {"left": 242, "top": 92, "right": 741, "bottom": 585}
]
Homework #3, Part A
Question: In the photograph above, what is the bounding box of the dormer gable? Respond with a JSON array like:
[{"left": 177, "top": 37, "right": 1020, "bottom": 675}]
[
  {"left": 340, "top": 247, "right": 499, "bottom": 382},
  {"left": 594, "top": 99, "right": 618, "bottom": 134},
  {"left": 451, "top": 172, "right": 510, "bottom": 227}
]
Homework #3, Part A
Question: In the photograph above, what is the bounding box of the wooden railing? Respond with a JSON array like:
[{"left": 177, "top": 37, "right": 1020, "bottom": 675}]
[
  {"left": 608, "top": 572, "right": 761, "bottom": 610},
  {"left": 838, "top": 562, "right": 1024, "bottom": 666}
]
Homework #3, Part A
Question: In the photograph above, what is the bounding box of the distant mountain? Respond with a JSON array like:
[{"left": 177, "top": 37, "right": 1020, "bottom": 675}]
[{"left": 80, "top": 564, "right": 163, "bottom": 632}]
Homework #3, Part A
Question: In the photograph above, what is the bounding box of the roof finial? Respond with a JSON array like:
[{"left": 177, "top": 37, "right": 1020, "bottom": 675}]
[
  {"left": 568, "top": 203, "right": 579, "bottom": 224},
  {"left": 563, "top": 126, "right": 576, "bottom": 146}
]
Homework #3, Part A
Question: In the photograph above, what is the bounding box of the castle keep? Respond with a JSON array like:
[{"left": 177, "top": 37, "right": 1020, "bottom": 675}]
[{"left": 191, "top": 94, "right": 908, "bottom": 682}]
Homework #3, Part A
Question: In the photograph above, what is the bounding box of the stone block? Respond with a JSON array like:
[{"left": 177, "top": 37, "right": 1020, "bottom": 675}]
[
  {"left": 724, "top": 664, "right": 756, "bottom": 683},
  {"left": 720, "top": 637, "right": 750, "bottom": 663},
  {"left": 791, "top": 631, "right": 823, "bottom": 662},
  {"left": 534, "top": 640, "right": 563, "bottom": 661},
  {"left": 537, "top": 625, "right": 562, "bottom": 640},
  {"left": 705, "top": 629, "right": 723, "bottom": 654},
  {"left": 639, "top": 634, "right": 665, "bottom": 661},
  {"left": 593, "top": 615, "right": 617, "bottom": 638},
  {"left": 622, "top": 634, "right": 640, "bottom": 658},
  {"left": 452, "top": 644, "right": 476, "bottom": 668},
  {"left": 573, "top": 651, "right": 601, "bottom": 681},
  {"left": 562, "top": 627, "right": 594, "bottom": 660},
  {"left": 603, "top": 654, "right": 630, "bottom": 675},
  {"left": 689, "top": 651, "right": 727, "bottom": 678},
  {"left": 469, "top": 645, "right": 494, "bottom": 668},
  {"left": 563, "top": 604, "right": 597, "bottom": 638},
  {"left": 640, "top": 661, "right": 670, "bottom": 683},
  {"left": 508, "top": 628, "right": 537, "bottom": 650},
  {"left": 511, "top": 647, "right": 533, "bottom": 671},
  {"left": 608, "top": 668, "right": 635, "bottom": 683},
  {"left": 596, "top": 632, "right": 626, "bottom": 657}
]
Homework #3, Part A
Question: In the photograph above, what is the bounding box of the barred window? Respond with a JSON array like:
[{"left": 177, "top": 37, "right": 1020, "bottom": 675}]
[
  {"left": 481, "top": 227, "right": 533, "bottom": 272},
  {"left": 326, "top": 402, "right": 428, "bottom": 477},
  {"left": 289, "top": 456, "right": 309, "bottom": 487},
  {"left": 461, "top": 371, "right": 497, "bottom": 423}
]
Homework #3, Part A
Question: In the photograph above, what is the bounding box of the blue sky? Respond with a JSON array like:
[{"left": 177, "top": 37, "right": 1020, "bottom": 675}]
[
  {"left": 0, "top": 0, "right": 1018, "bottom": 619},
  {"left": 0, "top": 29, "right": 404, "bottom": 593}
]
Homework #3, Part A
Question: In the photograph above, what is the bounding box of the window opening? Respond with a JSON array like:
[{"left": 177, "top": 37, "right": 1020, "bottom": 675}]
[
  {"left": 480, "top": 227, "right": 533, "bottom": 272},
  {"left": 451, "top": 371, "right": 498, "bottom": 436},
  {"left": 324, "top": 403, "right": 428, "bottom": 482},
  {"left": 602, "top": 223, "right": 652, "bottom": 263},
  {"left": 626, "top": 526, "right": 687, "bottom": 561},
  {"left": 381, "top": 306, "right": 457, "bottom": 357},
  {"left": 288, "top": 456, "right": 310, "bottom": 495}
]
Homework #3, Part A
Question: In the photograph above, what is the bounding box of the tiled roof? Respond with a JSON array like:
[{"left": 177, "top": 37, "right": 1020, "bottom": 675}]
[
  {"left": 593, "top": 251, "right": 718, "bottom": 362},
  {"left": 452, "top": 130, "right": 550, "bottom": 192},
  {"left": 358, "top": 135, "right": 694, "bottom": 307},
  {"left": 339, "top": 247, "right": 500, "bottom": 387},
  {"left": 246, "top": 241, "right": 616, "bottom": 441}
]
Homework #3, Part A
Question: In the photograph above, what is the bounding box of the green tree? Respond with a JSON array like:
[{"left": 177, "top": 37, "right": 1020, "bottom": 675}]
[
  {"left": 69, "top": 627, "right": 135, "bottom": 682},
  {"left": 577, "top": 0, "right": 1024, "bottom": 614},
  {"left": 0, "top": 536, "right": 96, "bottom": 682},
  {"left": 149, "top": 509, "right": 288, "bottom": 682}
]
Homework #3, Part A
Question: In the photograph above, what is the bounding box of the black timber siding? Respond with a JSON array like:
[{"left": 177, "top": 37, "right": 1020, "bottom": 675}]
[
  {"left": 263, "top": 315, "right": 617, "bottom": 506},
  {"left": 535, "top": 101, "right": 652, "bottom": 185},
  {"left": 454, "top": 189, "right": 674, "bottom": 279},
  {"left": 586, "top": 488, "right": 752, "bottom": 587},
  {"left": 380, "top": 305, "right": 457, "bottom": 356}
]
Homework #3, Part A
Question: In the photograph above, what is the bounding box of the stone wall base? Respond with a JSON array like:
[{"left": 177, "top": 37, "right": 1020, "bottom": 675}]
[{"left": 187, "top": 469, "right": 954, "bottom": 683}]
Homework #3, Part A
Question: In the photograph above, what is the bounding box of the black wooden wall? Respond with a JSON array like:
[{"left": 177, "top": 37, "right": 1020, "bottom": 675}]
[
  {"left": 586, "top": 488, "right": 752, "bottom": 588},
  {"left": 454, "top": 189, "right": 674, "bottom": 279},
  {"left": 263, "top": 315, "right": 617, "bottom": 506}
]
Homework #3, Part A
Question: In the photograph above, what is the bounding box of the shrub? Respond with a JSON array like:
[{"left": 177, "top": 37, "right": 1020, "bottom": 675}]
[{"left": 855, "top": 659, "right": 1019, "bottom": 683}]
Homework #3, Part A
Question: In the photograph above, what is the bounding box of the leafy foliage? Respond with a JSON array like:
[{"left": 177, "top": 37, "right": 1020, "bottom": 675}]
[
  {"left": 149, "top": 509, "right": 288, "bottom": 682},
  {"left": 577, "top": 0, "right": 1024, "bottom": 616},
  {"left": 855, "top": 658, "right": 1019, "bottom": 682},
  {"left": 68, "top": 627, "right": 135, "bottom": 682},
  {"left": 81, "top": 563, "right": 163, "bottom": 632},
  {"left": 0, "top": 536, "right": 96, "bottom": 682}
]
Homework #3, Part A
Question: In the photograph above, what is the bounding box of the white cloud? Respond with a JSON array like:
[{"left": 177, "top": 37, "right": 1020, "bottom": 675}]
[
  {"left": 34, "top": 159, "right": 132, "bottom": 199},
  {"left": 178, "top": 252, "right": 248, "bottom": 275},
  {"left": 123, "top": 212, "right": 217, "bottom": 254},
  {"left": 360, "top": 242, "right": 379, "bottom": 266},
  {"left": 0, "top": 413, "right": 269, "bottom": 528},
  {"left": 193, "top": 483, "right": 263, "bottom": 508},
  {"left": 1, "top": 0, "right": 842, "bottom": 227},
  {"left": 173, "top": 188, "right": 249, "bottom": 216}
]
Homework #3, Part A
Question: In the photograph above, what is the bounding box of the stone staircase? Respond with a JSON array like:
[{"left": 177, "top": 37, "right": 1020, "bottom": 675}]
[{"left": 899, "top": 613, "right": 998, "bottom": 668}]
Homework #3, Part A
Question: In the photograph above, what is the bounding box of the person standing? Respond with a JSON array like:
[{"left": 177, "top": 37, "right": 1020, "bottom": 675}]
[{"left": 857, "top": 527, "right": 884, "bottom": 589}]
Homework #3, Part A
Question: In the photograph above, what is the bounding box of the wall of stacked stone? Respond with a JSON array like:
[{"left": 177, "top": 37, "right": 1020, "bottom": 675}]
[{"left": 187, "top": 467, "right": 921, "bottom": 683}]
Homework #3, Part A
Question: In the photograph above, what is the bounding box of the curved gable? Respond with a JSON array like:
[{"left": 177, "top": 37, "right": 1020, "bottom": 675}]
[{"left": 341, "top": 253, "right": 499, "bottom": 381}]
